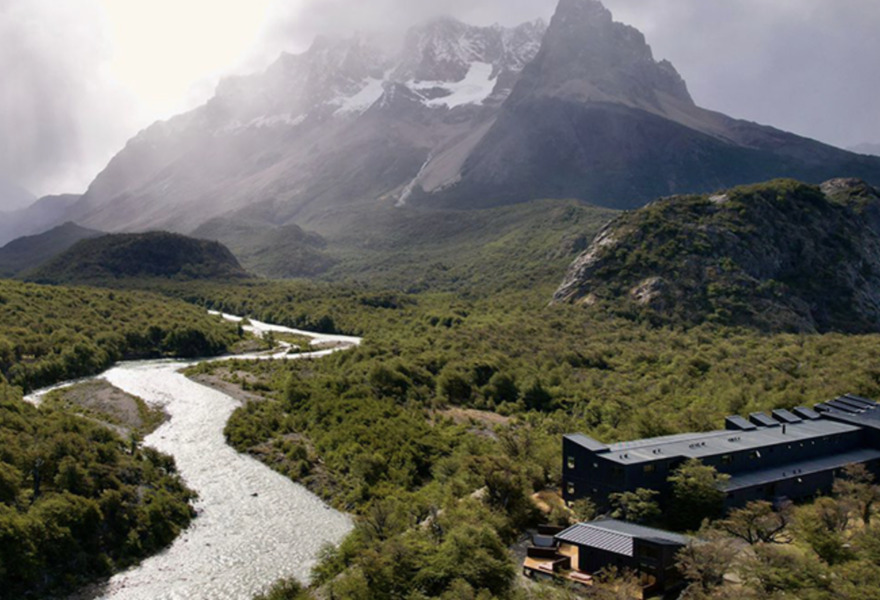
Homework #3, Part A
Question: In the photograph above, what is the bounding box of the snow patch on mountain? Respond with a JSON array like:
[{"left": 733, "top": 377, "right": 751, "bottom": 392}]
[
  {"left": 334, "top": 77, "right": 387, "bottom": 115},
  {"left": 421, "top": 62, "right": 497, "bottom": 108},
  {"left": 251, "top": 114, "right": 307, "bottom": 128}
]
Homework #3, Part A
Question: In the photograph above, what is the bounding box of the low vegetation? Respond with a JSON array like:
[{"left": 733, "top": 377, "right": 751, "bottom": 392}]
[{"left": 555, "top": 179, "right": 880, "bottom": 333}]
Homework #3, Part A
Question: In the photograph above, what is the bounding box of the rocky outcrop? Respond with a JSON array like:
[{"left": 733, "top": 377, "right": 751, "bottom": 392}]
[{"left": 553, "top": 178, "right": 880, "bottom": 333}]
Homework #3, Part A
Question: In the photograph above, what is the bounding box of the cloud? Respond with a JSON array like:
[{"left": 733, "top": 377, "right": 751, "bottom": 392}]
[
  {"left": 246, "top": 0, "right": 557, "bottom": 67},
  {"left": 604, "top": 0, "right": 880, "bottom": 148},
  {"left": 0, "top": 0, "right": 138, "bottom": 197}
]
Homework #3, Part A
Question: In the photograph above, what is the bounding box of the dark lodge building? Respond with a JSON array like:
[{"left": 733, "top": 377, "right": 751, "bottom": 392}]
[
  {"left": 524, "top": 520, "right": 689, "bottom": 598},
  {"left": 563, "top": 395, "right": 880, "bottom": 509}
]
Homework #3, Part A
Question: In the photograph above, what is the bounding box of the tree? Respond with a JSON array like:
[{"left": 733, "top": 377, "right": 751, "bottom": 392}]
[
  {"left": 676, "top": 530, "right": 739, "bottom": 597},
  {"left": 254, "top": 578, "right": 313, "bottom": 600},
  {"left": 485, "top": 372, "right": 518, "bottom": 404},
  {"left": 740, "top": 543, "right": 832, "bottom": 597},
  {"left": 0, "top": 462, "right": 21, "bottom": 505},
  {"left": 570, "top": 497, "right": 598, "bottom": 523},
  {"left": 668, "top": 459, "right": 730, "bottom": 530},
  {"left": 522, "top": 380, "right": 554, "bottom": 412},
  {"left": 796, "top": 497, "right": 854, "bottom": 565},
  {"left": 438, "top": 370, "right": 472, "bottom": 406},
  {"left": 609, "top": 488, "right": 661, "bottom": 524},
  {"left": 833, "top": 463, "right": 880, "bottom": 525},
  {"left": 716, "top": 500, "right": 791, "bottom": 545}
]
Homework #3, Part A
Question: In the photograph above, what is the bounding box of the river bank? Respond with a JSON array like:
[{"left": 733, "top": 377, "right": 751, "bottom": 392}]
[{"left": 24, "top": 314, "right": 359, "bottom": 600}]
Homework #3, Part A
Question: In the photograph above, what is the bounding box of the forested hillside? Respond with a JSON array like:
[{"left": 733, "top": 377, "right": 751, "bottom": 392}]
[
  {"left": 26, "top": 231, "right": 249, "bottom": 285},
  {"left": 0, "top": 280, "right": 239, "bottom": 392},
  {"left": 555, "top": 178, "right": 880, "bottom": 333},
  {"left": 0, "top": 381, "right": 195, "bottom": 599}
]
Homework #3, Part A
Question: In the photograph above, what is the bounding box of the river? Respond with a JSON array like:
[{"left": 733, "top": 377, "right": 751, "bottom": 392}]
[{"left": 26, "top": 314, "right": 358, "bottom": 600}]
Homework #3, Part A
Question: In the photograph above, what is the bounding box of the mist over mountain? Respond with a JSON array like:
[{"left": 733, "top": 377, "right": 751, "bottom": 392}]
[
  {"left": 852, "top": 143, "right": 880, "bottom": 157},
  {"left": 21, "top": 0, "right": 880, "bottom": 243},
  {"left": 0, "top": 194, "right": 82, "bottom": 247},
  {"left": 0, "top": 221, "right": 103, "bottom": 278},
  {"left": 0, "top": 178, "right": 35, "bottom": 213}
]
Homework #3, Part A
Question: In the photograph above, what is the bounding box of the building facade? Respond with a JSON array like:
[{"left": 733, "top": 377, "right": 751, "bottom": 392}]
[
  {"left": 524, "top": 519, "right": 689, "bottom": 598},
  {"left": 563, "top": 395, "right": 880, "bottom": 510}
]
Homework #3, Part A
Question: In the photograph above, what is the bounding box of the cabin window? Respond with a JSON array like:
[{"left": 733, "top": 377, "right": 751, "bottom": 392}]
[
  {"left": 644, "top": 464, "right": 656, "bottom": 474},
  {"left": 612, "top": 466, "right": 624, "bottom": 481},
  {"left": 567, "top": 456, "right": 576, "bottom": 469},
  {"left": 721, "top": 454, "right": 732, "bottom": 465},
  {"left": 749, "top": 450, "right": 762, "bottom": 460},
  {"left": 567, "top": 482, "right": 575, "bottom": 495}
]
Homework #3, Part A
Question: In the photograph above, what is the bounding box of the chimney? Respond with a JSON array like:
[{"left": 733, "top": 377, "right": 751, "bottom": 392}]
[{"left": 782, "top": 424, "right": 787, "bottom": 435}]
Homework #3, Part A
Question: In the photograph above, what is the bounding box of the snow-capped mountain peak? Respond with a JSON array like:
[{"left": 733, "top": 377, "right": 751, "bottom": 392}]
[{"left": 209, "top": 16, "right": 547, "bottom": 132}]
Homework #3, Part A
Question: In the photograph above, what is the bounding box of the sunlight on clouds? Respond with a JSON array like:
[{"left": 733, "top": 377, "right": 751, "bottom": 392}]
[{"left": 98, "top": 0, "right": 277, "bottom": 119}]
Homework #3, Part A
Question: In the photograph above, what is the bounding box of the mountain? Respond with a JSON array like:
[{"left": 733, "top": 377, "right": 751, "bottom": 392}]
[
  {"left": 852, "top": 143, "right": 880, "bottom": 157},
  {"left": 64, "top": 18, "right": 546, "bottom": 234},
  {"left": 43, "top": 0, "right": 880, "bottom": 240},
  {"left": 26, "top": 231, "right": 250, "bottom": 284},
  {"left": 0, "top": 194, "right": 82, "bottom": 246},
  {"left": 191, "top": 218, "right": 336, "bottom": 279},
  {"left": 553, "top": 178, "right": 880, "bottom": 333},
  {"left": 433, "top": 0, "right": 880, "bottom": 209},
  {"left": 0, "top": 221, "right": 103, "bottom": 278},
  {"left": 0, "top": 178, "right": 35, "bottom": 213}
]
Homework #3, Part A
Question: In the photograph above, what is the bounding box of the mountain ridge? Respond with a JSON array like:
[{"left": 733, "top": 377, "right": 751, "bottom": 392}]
[
  {"left": 0, "top": 221, "right": 103, "bottom": 278},
  {"left": 29, "top": 0, "right": 880, "bottom": 241}
]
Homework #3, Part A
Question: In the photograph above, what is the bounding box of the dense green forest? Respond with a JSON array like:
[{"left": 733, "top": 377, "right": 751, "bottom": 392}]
[
  {"left": 0, "top": 279, "right": 239, "bottom": 392},
  {"left": 174, "top": 278, "right": 880, "bottom": 599},
  {"left": 0, "top": 381, "right": 195, "bottom": 599}
]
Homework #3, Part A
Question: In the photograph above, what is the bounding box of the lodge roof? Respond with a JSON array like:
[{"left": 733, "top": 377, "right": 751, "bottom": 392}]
[
  {"left": 556, "top": 519, "right": 690, "bottom": 557},
  {"left": 567, "top": 417, "right": 860, "bottom": 466}
]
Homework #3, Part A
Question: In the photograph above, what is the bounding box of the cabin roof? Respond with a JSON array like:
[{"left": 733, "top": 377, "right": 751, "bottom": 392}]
[{"left": 556, "top": 519, "right": 690, "bottom": 557}]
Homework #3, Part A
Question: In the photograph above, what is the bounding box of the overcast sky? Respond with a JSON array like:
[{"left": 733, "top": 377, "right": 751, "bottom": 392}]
[{"left": 2, "top": 0, "right": 878, "bottom": 198}]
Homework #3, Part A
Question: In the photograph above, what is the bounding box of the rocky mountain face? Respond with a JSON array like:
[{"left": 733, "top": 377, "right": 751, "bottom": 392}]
[
  {"left": 436, "top": 0, "right": 880, "bottom": 209},
  {"left": 66, "top": 18, "right": 546, "bottom": 234},
  {"left": 46, "top": 0, "right": 880, "bottom": 239},
  {"left": 554, "top": 178, "right": 880, "bottom": 333}
]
